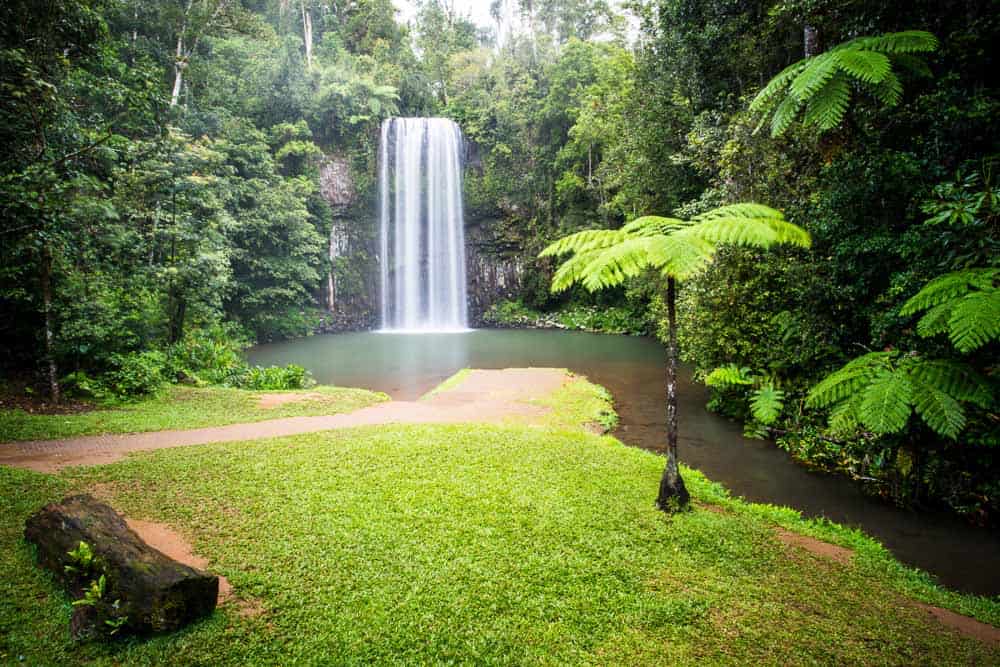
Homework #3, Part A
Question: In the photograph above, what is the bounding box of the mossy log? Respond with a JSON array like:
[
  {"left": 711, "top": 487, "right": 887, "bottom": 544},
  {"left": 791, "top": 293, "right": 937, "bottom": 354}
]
[{"left": 24, "top": 494, "right": 218, "bottom": 638}]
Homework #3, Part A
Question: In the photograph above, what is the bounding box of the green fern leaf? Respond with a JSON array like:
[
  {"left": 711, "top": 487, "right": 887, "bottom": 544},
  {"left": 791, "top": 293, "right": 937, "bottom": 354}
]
[
  {"left": 915, "top": 300, "right": 954, "bottom": 338},
  {"left": 770, "top": 93, "right": 803, "bottom": 137},
  {"left": 539, "top": 228, "right": 625, "bottom": 258},
  {"left": 621, "top": 216, "right": 689, "bottom": 235},
  {"left": 900, "top": 268, "right": 998, "bottom": 315},
  {"left": 909, "top": 376, "right": 966, "bottom": 439},
  {"left": 807, "top": 351, "right": 894, "bottom": 408},
  {"left": 750, "top": 384, "right": 785, "bottom": 425},
  {"left": 850, "top": 30, "right": 938, "bottom": 54},
  {"left": 802, "top": 73, "right": 851, "bottom": 132},
  {"left": 908, "top": 360, "right": 993, "bottom": 409},
  {"left": 579, "top": 237, "right": 656, "bottom": 291},
  {"left": 870, "top": 70, "right": 903, "bottom": 107},
  {"left": 947, "top": 291, "right": 1000, "bottom": 353},
  {"left": 693, "top": 203, "right": 784, "bottom": 221},
  {"left": 646, "top": 233, "right": 715, "bottom": 280},
  {"left": 756, "top": 30, "right": 936, "bottom": 136},
  {"left": 828, "top": 393, "right": 863, "bottom": 435},
  {"left": 858, "top": 368, "right": 913, "bottom": 434},
  {"left": 789, "top": 52, "right": 839, "bottom": 102},
  {"left": 750, "top": 60, "right": 805, "bottom": 112},
  {"left": 550, "top": 248, "right": 601, "bottom": 293},
  {"left": 705, "top": 364, "right": 753, "bottom": 387}
]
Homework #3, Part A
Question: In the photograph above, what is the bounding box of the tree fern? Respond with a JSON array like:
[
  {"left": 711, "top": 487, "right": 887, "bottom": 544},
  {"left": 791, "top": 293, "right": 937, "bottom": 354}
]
[
  {"left": 900, "top": 268, "right": 1000, "bottom": 352},
  {"left": 806, "top": 351, "right": 893, "bottom": 407},
  {"left": 751, "top": 30, "right": 937, "bottom": 137},
  {"left": 750, "top": 384, "right": 785, "bottom": 425},
  {"left": 858, "top": 368, "right": 913, "bottom": 433},
  {"left": 541, "top": 204, "right": 810, "bottom": 292},
  {"left": 807, "top": 352, "right": 992, "bottom": 439},
  {"left": 541, "top": 203, "right": 811, "bottom": 512},
  {"left": 705, "top": 364, "right": 753, "bottom": 387}
]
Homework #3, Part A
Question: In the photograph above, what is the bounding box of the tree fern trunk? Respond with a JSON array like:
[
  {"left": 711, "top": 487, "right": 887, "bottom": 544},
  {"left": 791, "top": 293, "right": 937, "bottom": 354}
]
[{"left": 657, "top": 277, "right": 690, "bottom": 511}]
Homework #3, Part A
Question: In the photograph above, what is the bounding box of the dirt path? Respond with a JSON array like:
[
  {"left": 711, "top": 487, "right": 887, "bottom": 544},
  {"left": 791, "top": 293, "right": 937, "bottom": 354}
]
[{"left": 0, "top": 369, "right": 569, "bottom": 473}]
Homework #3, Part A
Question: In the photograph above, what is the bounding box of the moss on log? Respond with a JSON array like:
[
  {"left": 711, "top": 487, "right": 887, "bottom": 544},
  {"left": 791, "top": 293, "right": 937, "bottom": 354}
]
[{"left": 24, "top": 494, "right": 218, "bottom": 638}]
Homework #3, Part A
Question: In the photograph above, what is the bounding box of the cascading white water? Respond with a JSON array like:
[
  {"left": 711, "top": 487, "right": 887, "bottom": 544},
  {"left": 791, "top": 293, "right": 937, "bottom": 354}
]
[{"left": 379, "top": 118, "right": 469, "bottom": 331}]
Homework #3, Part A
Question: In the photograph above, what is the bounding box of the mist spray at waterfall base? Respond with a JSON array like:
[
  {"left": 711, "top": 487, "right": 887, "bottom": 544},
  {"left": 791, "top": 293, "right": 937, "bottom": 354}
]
[{"left": 378, "top": 118, "right": 470, "bottom": 332}]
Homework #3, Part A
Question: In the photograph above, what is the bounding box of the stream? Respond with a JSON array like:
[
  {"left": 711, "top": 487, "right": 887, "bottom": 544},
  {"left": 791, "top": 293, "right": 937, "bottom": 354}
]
[{"left": 248, "top": 328, "right": 1000, "bottom": 596}]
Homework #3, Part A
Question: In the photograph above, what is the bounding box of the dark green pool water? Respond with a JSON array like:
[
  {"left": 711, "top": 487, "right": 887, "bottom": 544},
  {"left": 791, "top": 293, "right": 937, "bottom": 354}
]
[{"left": 248, "top": 329, "right": 1000, "bottom": 596}]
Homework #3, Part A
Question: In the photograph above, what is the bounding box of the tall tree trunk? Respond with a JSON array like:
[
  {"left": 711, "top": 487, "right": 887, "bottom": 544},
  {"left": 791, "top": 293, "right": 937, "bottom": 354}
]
[
  {"left": 170, "top": 35, "right": 185, "bottom": 107},
  {"left": 804, "top": 24, "right": 819, "bottom": 57},
  {"left": 40, "top": 244, "right": 60, "bottom": 404},
  {"left": 301, "top": 0, "right": 313, "bottom": 69},
  {"left": 656, "top": 277, "right": 689, "bottom": 511}
]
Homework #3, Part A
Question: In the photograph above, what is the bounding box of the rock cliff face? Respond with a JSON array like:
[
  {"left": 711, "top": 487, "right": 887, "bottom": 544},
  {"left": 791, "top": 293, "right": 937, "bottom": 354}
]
[
  {"left": 317, "top": 155, "right": 377, "bottom": 331},
  {"left": 465, "top": 217, "right": 524, "bottom": 326}
]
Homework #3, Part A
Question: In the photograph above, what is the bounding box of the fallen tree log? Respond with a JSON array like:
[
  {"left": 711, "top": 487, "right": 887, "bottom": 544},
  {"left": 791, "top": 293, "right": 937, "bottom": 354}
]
[{"left": 24, "top": 494, "right": 218, "bottom": 638}]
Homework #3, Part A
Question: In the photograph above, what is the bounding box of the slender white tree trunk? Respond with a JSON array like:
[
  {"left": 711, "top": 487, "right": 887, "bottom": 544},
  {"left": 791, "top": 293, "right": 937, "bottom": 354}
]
[
  {"left": 301, "top": 1, "right": 313, "bottom": 69},
  {"left": 170, "top": 35, "right": 185, "bottom": 106}
]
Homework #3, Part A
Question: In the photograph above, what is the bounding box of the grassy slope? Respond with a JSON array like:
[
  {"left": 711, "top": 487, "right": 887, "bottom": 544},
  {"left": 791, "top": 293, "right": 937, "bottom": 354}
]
[
  {"left": 0, "top": 385, "right": 389, "bottom": 442},
  {"left": 0, "top": 374, "right": 996, "bottom": 664},
  {"left": 1, "top": 443, "right": 997, "bottom": 662}
]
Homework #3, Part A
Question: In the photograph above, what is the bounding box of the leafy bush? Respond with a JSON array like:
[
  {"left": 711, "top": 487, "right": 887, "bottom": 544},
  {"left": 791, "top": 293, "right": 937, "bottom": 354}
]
[
  {"left": 105, "top": 351, "right": 168, "bottom": 399},
  {"left": 229, "top": 364, "right": 314, "bottom": 391},
  {"left": 165, "top": 325, "right": 250, "bottom": 385},
  {"left": 484, "top": 299, "right": 649, "bottom": 335}
]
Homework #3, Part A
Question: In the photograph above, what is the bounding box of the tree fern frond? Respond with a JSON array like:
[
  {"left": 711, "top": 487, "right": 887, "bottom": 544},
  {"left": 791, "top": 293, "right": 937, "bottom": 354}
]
[
  {"left": 578, "top": 237, "right": 656, "bottom": 291},
  {"left": 807, "top": 351, "right": 894, "bottom": 407},
  {"left": 828, "top": 393, "right": 863, "bottom": 435},
  {"left": 646, "top": 233, "right": 716, "bottom": 280},
  {"left": 765, "top": 219, "right": 813, "bottom": 248},
  {"left": 550, "top": 248, "right": 601, "bottom": 292},
  {"left": 914, "top": 300, "right": 954, "bottom": 338},
  {"left": 749, "top": 60, "right": 805, "bottom": 112},
  {"left": 789, "top": 52, "right": 839, "bottom": 102},
  {"left": 858, "top": 368, "right": 913, "bottom": 434},
  {"left": 693, "top": 203, "right": 784, "bottom": 221},
  {"left": 802, "top": 74, "right": 851, "bottom": 132},
  {"left": 870, "top": 70, "right": 903, "bottom": 107},
  {"left": 750, "top": 384, "right": 785, "bottom": 425},
  {"left": 909, "top": 377, "right": 966, "bottom": 439},
  {"left": 539, "top": 228, "right": 625, "bottom": 258},
  {"left": 900, "top": 268, "right": 999, "bottom": 315},
  {"left": 835, "top": 50, "right": 892, "bottom": 84},
  {"left": 770, "top": 92, "right": 803, "bottom": 136},
  {"left": 621, "top": 216, "right": 690, "bottom": 236},
  {"left": 908, "top": 360, "right": 993, "bottom": 409},
  {"left": 705, "top": 364, "right": 753, "bottom": 387},
  {"left": 685, "top": 217, "right": 779, "bottom": 247},
  {"left": 948, "top": 290, "right": 1000, "bottom": 352},
  {"left": 849, "top": 30, "right": 938, "bottom": 54},
  {"left": 755, "top": 30, "right": 936, "bottom": 136}
]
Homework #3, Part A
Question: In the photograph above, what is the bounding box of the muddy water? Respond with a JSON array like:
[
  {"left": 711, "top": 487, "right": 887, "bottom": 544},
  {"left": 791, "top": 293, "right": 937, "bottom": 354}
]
[{"left": 248, "top": 329, "right": 1000, "bottom": 596}]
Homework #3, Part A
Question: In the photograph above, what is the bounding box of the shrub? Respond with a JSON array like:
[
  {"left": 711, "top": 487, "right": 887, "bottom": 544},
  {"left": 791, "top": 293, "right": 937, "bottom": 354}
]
[
  {"left": 229, "top": 364, "right": 314, "bottom": 390},
  {"left": 105, "top": 351, "right": 168, "bottom": 399}
]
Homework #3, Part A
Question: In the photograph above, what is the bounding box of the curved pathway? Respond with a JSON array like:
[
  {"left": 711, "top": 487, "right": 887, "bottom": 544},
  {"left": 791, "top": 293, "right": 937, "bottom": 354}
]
[{"left": 0, "top": 368, "right": 569, "bottom": 473}]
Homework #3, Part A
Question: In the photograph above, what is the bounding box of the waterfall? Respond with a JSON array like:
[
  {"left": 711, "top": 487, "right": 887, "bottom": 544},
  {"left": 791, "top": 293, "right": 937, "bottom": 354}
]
[{"left": 379, "top": 118, "right": 469, "bottom": 331}]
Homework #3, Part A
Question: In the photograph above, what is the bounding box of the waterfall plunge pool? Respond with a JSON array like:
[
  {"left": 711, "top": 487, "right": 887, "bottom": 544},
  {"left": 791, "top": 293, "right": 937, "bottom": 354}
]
[{"left": 247, "top": 328, "right": 1000, "bottom": 596}]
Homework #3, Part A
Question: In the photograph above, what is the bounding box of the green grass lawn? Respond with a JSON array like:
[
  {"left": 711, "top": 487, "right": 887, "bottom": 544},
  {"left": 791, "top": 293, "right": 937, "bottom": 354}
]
[
  {"left": 1, "top": 421, "right": 997, "bottom": 665},
  {"left": 0, "top": 385, "right": 389, "bottom": 442}
]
